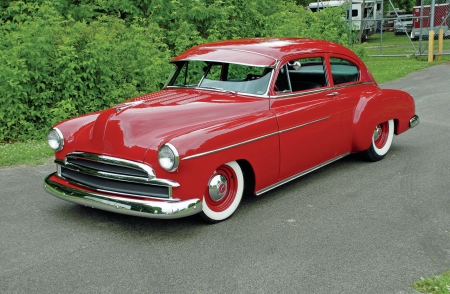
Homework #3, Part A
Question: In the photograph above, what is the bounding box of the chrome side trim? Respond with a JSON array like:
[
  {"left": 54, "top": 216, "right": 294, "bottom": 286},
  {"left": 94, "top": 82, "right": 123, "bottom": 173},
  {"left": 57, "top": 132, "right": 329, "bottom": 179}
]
[
  {"left": 270, "top": 82, "right": 374, "bottom": 99},
  {"left": 332, "top": 81, "right": 374, "bottom": 90},
  {"left": 256, "top": 153, "right": 350, "bottom": 195},
  {"left": 182, "top": 116, "right": 331, "bottom": 161},
  {"left": 272, "top": 87, "right": 330, "bottom": 98},
  {"left": 44, "top": 174, "right": 202, "bottom": 219},
  {"left": 279, "top": 116, "right": 330, "bottom": 134},
  {"left": 409, "top": 115, "right": 419, "bottom": 129},
  {"left": 183, "top": 132, "right": 278, "bottom": 160}
]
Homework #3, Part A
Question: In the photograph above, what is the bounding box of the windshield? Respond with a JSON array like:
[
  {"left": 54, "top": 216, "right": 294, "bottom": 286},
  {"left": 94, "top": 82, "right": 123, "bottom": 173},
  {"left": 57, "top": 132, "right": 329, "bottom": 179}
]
[{"left": 166, "top": 61, "right": 273, "bottom": 96}]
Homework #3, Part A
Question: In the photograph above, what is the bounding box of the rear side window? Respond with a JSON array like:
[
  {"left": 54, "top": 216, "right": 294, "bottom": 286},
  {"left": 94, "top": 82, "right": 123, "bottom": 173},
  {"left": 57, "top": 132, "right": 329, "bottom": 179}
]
[
  {"left": 330, "top": 58, "right": 359, "bottom": 85},
  {"left": 275, "top": 57, "right": 327, "bottom": 93}
]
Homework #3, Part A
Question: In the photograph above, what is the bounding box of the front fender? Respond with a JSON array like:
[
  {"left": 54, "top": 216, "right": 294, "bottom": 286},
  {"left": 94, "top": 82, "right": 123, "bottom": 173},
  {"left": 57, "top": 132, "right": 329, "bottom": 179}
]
[{"left": 148, "top": 110, "right": 280, "bottom": 199}]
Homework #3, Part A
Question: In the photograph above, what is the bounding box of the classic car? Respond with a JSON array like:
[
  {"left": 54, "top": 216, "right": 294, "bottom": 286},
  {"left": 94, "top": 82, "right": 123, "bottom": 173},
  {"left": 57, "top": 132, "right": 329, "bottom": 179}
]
[{"left": 44, "top": 38, "right": 419, "bottom": 223}]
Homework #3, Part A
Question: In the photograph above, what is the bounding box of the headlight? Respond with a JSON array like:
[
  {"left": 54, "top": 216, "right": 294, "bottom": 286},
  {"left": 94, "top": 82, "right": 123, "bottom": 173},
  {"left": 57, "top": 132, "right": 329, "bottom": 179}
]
[
  {"left": 158, "top": 143, "right": 179, "bottom": 172},
  {"left": 47, "top": 128, "right": 64, "bottom": 151}
]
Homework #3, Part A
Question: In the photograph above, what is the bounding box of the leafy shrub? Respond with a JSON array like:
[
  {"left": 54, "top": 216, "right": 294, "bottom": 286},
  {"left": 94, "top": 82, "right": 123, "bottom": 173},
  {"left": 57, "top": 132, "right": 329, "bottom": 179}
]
[
  {"left": 0, "top": 1, "right": 170, "bottom": 141},
  {"left": 0, "top": 0, "right": 363, "bottom": 142}
]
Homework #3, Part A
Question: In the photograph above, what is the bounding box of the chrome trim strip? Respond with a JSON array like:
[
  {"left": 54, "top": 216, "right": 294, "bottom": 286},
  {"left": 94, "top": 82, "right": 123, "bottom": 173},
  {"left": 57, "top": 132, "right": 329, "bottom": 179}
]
[
  {"left": 183, "top": 132, "right": 278, "bottom": 160},
  {"left": 332, "top": 81, "right": 374, "bottom": 90},
  {"left": 272, "top": 87, "right": 329, "bottom": 98},
  {"left": 183, "top": 116, "right": 331, "bottom": 160},
  {"left": 279, "top": 116, "right": 331, "bottom": 134},
  {"left": 255, "top": 153, "right": 350, "bottom": 196},
  {"left": 44, "top": 175, "right": 202, "bottom": 219},
  {"left": 272, "top": 81, "right": 374, "bottom": 99},
  {"left": 409, "top": 115, "right": 419, "bottom": 129}
]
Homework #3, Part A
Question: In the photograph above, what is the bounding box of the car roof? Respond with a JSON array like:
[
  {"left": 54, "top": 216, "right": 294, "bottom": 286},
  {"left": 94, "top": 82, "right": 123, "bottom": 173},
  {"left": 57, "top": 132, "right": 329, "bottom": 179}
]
[{"left": 171, "top": 38, "right": 356, "bottom": 67}]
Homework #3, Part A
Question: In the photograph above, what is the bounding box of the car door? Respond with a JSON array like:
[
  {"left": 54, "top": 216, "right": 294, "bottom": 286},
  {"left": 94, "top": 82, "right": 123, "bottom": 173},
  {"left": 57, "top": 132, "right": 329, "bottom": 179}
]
[
  {"left": 325, "top": 55, "right": 366, "bottom": 154},
  {"left": 270, "top": 56, "right": 343, "bottom": 180}
]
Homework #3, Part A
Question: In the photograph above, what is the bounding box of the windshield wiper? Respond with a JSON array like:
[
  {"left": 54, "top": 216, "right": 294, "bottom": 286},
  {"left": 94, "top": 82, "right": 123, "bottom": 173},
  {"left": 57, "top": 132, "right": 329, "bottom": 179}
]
[{"left": 167, "top": 83, "right": 197, "bottom": 88}]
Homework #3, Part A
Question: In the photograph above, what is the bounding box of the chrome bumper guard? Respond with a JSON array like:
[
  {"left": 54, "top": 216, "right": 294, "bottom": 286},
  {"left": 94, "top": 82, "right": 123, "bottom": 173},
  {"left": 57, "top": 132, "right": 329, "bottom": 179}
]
[
  {"left": 410, "top": 115, "right": 419, "bottom": 129},
  {"left": 44, "top": 174, "right": 202, "bottom": 219}
]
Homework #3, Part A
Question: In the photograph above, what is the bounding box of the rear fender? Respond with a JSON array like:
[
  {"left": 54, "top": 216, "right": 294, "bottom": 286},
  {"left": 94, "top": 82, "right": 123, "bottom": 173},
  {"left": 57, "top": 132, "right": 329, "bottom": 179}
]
[{"left": 351, "top": 89, "right": 415, "bottom": 152}]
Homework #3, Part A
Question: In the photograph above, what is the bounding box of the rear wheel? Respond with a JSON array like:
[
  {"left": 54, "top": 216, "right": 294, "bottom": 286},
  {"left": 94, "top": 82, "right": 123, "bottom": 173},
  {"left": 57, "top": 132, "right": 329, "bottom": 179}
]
[
  {"left": 200, "top": 161, "right": 244, "bottom": 223},
  {"left": 363, "top": 119, "right": 394, "bottom": 162}
]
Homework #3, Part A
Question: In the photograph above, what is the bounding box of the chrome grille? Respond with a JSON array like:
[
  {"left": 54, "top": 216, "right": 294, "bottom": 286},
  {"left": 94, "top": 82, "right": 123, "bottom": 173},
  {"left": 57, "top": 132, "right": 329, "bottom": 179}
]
[
  {"left": 56, "top": 152, "right": 174, "bottom": 199},
  {"left": 66, "top": 157, "right": 148, "bottom": 178}
]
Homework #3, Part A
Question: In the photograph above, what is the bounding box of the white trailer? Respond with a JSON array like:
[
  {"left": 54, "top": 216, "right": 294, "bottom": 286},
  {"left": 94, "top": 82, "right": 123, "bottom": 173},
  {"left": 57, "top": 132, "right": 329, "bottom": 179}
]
[{"left": 308, "top": 0, "right": 382, "bottom": 40}]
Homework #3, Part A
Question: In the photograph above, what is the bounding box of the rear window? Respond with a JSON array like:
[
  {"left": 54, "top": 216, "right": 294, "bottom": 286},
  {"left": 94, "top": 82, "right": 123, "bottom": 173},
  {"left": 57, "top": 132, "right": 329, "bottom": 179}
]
[{"left": 329, "top": 58, "right": 359, "bottom": 85}]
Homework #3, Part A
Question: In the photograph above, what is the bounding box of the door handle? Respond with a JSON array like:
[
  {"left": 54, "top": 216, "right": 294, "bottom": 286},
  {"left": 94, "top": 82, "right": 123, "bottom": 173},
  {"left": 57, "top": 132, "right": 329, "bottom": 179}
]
[{"left": 326, "top": 92, "right": 339, "bottom": 97}]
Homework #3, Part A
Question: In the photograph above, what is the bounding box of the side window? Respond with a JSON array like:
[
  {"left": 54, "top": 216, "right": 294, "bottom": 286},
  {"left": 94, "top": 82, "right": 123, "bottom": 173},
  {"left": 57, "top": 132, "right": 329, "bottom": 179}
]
[
  {"left": 275, "top": 57, "right": 326, "bottom": 93},
  {"left": 329, "top": 58, "right": 359, "bottom": 85},
  {"left": 346, "top": 9, "right": 358, "bottom": 18}
]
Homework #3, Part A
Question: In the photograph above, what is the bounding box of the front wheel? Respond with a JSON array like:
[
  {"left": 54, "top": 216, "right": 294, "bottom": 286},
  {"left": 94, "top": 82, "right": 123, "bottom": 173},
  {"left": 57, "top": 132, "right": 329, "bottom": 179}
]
[
  {"left": 200, "top": 161, "right": 244, "bottom": 223},
  {"left": 363, "top": 119, "right": 394, "bottom": 162}
]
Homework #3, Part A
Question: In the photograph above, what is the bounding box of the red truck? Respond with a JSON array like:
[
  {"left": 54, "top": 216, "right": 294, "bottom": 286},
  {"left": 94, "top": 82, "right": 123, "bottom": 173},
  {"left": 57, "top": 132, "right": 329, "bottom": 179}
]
[{"left": 411, "top": 3, "right": 450, "bottom": 40}]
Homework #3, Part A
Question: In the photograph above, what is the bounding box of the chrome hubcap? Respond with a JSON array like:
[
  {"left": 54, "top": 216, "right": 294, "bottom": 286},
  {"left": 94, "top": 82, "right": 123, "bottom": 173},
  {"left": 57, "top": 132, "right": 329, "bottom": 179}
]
[
  {"left": 373, "top": 125, "right": 382, "bottom": 141},
  {"left": 208, "top": 174, "right": 228, "bottom": 202}
]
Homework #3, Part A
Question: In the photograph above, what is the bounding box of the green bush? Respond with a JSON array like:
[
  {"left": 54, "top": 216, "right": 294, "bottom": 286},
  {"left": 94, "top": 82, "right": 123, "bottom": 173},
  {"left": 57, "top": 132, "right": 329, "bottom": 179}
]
[
  {"left": 0, "top": 0, "right": 359, "bottom": 142},
  {"left": 0, "top": 1, "right": 170, "bottom": 141}
]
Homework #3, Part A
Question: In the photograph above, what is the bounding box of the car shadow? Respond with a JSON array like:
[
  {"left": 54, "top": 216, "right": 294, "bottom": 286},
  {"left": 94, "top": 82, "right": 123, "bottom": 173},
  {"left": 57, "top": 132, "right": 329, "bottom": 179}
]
[{"left": 47, "top": 151, "right": 401, "bottom": 237}]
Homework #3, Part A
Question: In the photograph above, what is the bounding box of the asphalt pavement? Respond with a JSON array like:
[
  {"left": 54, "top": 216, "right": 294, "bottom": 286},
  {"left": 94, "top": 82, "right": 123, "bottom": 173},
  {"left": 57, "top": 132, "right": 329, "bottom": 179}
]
[{"left": 1, "top": 64, "right": 449, "bottom": 293}]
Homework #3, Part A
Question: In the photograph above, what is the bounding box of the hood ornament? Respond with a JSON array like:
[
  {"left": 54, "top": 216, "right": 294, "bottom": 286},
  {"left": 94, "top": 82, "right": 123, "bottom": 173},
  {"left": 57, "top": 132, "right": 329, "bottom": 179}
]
[{"left": 114, "top": 100, "right": 145, "bottom": 113}]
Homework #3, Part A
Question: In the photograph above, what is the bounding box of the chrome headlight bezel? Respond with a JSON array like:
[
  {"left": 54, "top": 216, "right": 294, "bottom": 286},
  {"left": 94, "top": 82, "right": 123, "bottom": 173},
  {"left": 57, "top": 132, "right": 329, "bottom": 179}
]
[
  {"left": 47, "top": 128, "right": 64, "bottom": 152},
  {"left": 158, "top": 143, "right": 180, "bottom": 172}
]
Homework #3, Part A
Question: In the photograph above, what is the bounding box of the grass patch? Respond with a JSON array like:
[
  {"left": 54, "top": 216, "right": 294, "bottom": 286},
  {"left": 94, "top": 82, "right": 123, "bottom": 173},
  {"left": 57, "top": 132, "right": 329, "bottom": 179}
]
[
  {"left": 0, "top": 140, "right": 54, "bottom": 168},
  {"left": 362, "top": 31, "right": 450, "bottom": 84},
  {"left": 363, "top": 56, "right": 441, "bottom": 84},
  {"left": 364, "top": 31, "right": 450, "bottom": 56},
  {"left": 413, "top": 270, "right": 450, "bottom": 294}
]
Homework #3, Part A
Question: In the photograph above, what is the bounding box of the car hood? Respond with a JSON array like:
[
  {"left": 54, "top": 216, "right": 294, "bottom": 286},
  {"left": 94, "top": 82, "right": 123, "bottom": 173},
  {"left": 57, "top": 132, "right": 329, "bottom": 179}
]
[{"left": 66, "top": 89, "right": 269, "bottom": 162}]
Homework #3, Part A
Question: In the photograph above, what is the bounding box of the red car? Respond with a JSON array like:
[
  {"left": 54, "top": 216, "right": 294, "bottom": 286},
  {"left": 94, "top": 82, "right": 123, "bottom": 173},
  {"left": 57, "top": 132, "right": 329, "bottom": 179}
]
[{"left": 44, "top": 38, "right": 419, "bottom": 223}]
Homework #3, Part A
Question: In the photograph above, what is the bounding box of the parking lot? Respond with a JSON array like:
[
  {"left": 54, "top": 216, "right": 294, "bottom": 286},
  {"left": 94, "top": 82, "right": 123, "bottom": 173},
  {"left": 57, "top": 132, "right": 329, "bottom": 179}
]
[{"left": 1, "top": 64, "right": 449, "bottom": 293}]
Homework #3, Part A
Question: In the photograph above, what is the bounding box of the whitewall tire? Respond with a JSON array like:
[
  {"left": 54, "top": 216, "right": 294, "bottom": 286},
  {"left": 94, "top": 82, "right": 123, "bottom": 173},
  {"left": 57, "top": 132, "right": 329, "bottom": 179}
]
[{"left": 200, "top": 161, "right": 244, "bottom": 223}]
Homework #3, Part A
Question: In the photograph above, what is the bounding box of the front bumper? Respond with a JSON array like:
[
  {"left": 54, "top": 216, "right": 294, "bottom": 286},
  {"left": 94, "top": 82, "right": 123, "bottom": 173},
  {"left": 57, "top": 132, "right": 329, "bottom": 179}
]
[{"left": 44, "top": 174, "right": 202, "bottom": 219}]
